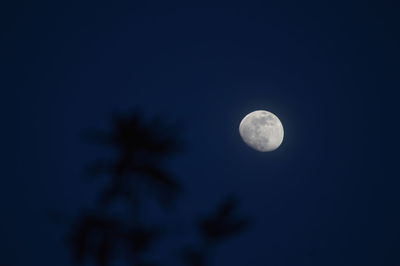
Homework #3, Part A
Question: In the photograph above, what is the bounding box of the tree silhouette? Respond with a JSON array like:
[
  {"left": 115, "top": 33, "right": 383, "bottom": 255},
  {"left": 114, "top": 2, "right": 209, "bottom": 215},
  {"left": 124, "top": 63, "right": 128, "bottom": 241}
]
[{"left": 68, "top": 112, "right": 249, "bottom": 266}]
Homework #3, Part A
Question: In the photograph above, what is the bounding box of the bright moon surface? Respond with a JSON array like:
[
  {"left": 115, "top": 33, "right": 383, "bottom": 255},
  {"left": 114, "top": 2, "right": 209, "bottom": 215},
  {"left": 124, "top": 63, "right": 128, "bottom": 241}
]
[{"left": 239, "top": 110, "right": 284, "bottom": 152}]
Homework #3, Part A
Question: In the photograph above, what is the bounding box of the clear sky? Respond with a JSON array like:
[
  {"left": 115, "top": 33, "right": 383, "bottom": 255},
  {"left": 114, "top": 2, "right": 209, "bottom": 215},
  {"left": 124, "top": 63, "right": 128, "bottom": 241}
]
[{"left": 3, "top": 2, "right": 400, "bottom": 266}]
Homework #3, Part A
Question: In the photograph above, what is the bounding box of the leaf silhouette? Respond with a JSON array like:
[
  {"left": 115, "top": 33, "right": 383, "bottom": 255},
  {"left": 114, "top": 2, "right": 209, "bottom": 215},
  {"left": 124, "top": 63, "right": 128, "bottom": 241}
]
[
  {"left": 69, "top": 214, "right": 120, "bottom": 265},
  {"left": 199, "top": 198, "right": 249, "bottom": 243}
]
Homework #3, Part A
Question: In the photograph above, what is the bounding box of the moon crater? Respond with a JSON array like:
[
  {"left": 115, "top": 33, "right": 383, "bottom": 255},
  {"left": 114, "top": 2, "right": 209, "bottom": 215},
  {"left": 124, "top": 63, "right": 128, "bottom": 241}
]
[{"left": 239, "top": 110, "right": 284, "bottom": 152}]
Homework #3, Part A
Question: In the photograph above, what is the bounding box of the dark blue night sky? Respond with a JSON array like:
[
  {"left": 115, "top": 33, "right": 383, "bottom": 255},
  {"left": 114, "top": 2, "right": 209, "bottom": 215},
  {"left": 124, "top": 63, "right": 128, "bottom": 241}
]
[{"left": 3, "top": 2, "right": 400, "bottom": 266}]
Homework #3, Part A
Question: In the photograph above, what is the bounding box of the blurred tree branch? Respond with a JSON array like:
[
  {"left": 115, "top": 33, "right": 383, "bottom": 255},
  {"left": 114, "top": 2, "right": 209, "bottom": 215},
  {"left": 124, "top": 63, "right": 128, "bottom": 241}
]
[{"left": 68, "top": 112, "right": 250, "bottom": 266}]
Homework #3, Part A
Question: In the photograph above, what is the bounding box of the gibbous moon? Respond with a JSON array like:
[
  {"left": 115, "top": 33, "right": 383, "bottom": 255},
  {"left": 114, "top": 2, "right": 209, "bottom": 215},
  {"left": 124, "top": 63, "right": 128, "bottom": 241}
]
[{"left": 239, "top": 110, "right": 284, "bottom": 152}]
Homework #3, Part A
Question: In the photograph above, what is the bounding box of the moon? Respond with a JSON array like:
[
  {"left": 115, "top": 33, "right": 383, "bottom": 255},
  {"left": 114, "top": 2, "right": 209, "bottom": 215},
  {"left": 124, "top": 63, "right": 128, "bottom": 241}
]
[{"left": 239, "top": 110, "right": 284, "bottom": 152}]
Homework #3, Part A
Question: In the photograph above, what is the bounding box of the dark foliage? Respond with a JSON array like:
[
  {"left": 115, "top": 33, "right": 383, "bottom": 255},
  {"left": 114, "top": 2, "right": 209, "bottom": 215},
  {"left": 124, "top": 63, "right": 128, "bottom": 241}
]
[
  {"left": 68, "top": 112, "right": 249, "bottom": 265},
  {"left": 199, "top": 198, "right": 249, "bottom": 244}
]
